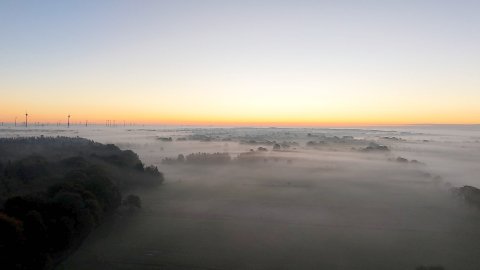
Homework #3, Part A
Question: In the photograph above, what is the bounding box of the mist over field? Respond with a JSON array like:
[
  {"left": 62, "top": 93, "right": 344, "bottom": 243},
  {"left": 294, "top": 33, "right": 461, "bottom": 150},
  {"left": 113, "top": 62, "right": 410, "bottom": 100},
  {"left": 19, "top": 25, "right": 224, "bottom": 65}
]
[
  {"left": 1, "top": 125, "right": 480, "bottom": 269},
  {"left": 3, "top": 1, "right": 480, "bottom": 269}
]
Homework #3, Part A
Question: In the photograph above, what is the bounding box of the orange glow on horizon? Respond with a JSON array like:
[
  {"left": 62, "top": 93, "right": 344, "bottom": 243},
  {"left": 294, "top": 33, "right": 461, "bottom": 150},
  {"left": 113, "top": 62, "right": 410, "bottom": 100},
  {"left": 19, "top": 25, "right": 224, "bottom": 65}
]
[
  {"left": 1, "top": 109, "right": 478, "bottom": 127},
  {"left": 1, "top": 91, "right": 479, "bottom": 127}
]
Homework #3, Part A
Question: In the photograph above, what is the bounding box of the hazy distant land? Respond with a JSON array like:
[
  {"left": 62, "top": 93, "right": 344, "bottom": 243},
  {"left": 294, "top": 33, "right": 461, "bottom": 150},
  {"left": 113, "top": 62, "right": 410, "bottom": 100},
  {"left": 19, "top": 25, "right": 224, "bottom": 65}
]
[{"left": 1, "top": 126, "right": 480, "bottom": 270}]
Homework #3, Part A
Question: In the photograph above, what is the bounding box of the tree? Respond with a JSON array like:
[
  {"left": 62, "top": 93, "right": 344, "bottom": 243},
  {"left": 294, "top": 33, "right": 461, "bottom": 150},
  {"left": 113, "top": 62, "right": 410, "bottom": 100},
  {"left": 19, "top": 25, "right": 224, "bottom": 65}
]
[
  {"left": 23, "top": 210, "right": 51, "bottom": 270},
  {"left": 273, "top": 143, "right": 281, "bottom": 150},
  {"left": 123, "top": 194, "right": 142, "bottom": 209},
  {"left": 0, "top": 213, "right": 24, "bottom": 269}
]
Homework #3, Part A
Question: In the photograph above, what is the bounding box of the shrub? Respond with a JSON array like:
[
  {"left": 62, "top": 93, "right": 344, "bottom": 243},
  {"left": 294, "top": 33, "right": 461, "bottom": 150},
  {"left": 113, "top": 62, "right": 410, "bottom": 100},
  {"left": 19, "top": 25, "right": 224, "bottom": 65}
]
[{"left": 123, "top": 194, "right": 142, "bottom": 209}]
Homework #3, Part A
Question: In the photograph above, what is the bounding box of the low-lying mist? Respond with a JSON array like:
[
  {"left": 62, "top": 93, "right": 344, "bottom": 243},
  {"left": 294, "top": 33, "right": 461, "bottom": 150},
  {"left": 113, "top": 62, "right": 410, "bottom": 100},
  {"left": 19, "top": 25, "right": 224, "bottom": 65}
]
[{"left": 2, "top": 125, "right": 480, "bottom": 269}]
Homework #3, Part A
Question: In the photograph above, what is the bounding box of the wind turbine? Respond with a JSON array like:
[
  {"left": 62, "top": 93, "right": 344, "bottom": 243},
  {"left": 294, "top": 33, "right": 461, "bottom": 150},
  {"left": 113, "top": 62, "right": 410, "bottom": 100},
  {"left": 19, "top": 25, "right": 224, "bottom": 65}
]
[
  {"left": 25, "top": 111, "right": 28, "bottom": 127},
  {"left": 67, "top": 114, "right": 71, "bottom": 128}
]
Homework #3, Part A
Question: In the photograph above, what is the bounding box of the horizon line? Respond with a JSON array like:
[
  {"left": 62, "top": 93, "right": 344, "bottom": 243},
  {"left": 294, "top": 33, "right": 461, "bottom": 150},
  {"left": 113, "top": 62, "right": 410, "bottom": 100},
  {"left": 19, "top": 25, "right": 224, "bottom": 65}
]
[{"left": 0, "top": 120, "right": 479, "bottom": 128}]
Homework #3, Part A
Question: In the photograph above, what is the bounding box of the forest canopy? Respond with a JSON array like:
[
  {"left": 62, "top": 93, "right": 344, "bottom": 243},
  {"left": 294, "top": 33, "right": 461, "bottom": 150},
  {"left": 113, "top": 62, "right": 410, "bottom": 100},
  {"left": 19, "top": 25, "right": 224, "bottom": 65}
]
[{"left": 0, "top": 136, "right": 163, "bottom": 269}]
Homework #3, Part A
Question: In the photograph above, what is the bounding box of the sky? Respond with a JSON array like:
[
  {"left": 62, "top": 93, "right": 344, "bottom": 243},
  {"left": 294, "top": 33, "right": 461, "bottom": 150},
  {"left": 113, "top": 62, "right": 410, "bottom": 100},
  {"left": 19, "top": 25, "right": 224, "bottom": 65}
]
[{"left": 1, "top": 0, "right": 479, "bottom": 126}]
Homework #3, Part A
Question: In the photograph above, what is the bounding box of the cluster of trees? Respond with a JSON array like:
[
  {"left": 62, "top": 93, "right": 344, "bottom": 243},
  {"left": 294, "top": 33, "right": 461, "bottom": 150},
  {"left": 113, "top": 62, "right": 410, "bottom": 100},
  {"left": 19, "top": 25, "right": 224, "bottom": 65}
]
[
  {"left": 173, "top": 134, "right": 229, "bottom": 142},
  {"left": 0, "top": 166, "right": 121, "bottom": 269},
  {"left": 187, "top": 134, "right": 215, "bottom": 142},
  {"left": 306, "top": 136, "right": 363, "bottom": 148},
  {"left": 241, "top": 140, "right": 298, "bottom": 151},
  {"left": 393, "top": 156, "right": 421, "bottom": 164},
  {"left": 123, "top": 194, "right": 142, "bottom": 209},
  {"left": 0, "top": 137, "right": 164, "bottom": 200},
  {"left": 306, "top": 140, "right": 327, "bottom": 147},
  {"left": 0, "top": 136, "right": 125, "bottom": 162},
  {"left": 235, "top": 149, "right": 293, "bottom": 164},
  {"left": 162, "top": 152, "right": 231, "bottom": 165},
  {"left": 240, "top": 139, "right": 276, "bottom": 145},
  {"left": 184, "top": 152, "right": 231, "bottom": 164},
  {"left": 361, "top": 142, "right": 390, "bottom": 152},
  {"left": 2, "top": 155, "right": 50, "bottom": 185},
  {"left": 455, "top": 185, "right": 480, "bottom": 210},
  {"left": 157, "top": 137, "right": 173, "bottom": 142},
  {"left": 0, "top": 137, "right": 164, "bottom": 269},
  {"left": 237, "top": 150, "right": 267, "bottom": 163},
  {"left": 162, "top": 149, "right": 294, "bottom": 165},
  {"left": 161, "top": 155, "right": 184, "bottom": 165}
]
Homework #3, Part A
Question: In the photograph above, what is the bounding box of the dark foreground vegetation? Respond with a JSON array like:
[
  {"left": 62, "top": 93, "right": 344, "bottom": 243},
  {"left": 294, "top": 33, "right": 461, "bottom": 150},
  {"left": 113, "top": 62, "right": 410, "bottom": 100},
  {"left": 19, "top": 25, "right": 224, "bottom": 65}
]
[
  {"left": 0, "top": 136, "right": 163, "bottom": 269},
  {"left": 455, "top": 185, "right": 480, "bottom": 210}
]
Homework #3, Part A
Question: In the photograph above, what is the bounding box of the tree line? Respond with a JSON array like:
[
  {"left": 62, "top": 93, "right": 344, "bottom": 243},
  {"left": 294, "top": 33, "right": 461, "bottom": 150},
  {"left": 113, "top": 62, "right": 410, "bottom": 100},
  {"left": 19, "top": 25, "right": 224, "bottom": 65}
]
[{"left": 0, "top": 137, "right": 164, "bottom": 269}]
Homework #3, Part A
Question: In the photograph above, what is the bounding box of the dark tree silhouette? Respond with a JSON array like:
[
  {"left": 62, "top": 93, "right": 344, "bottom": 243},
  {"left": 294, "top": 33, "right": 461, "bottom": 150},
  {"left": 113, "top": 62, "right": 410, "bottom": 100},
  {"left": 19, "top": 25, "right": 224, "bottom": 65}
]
[
  {"left": 0, "top": 213, "right": 24, "bottom": 269},
  {"left": 123, "top": 194, "right": 142, "bottom": 209},
  {"left": 0, "top": 137, "right": 165, "bottom": 269}
]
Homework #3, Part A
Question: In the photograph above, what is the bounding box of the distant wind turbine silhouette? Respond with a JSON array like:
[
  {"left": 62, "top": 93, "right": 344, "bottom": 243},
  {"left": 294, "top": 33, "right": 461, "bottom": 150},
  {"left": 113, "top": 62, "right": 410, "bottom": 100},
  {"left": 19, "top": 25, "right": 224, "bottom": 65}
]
[
  {"left": 25, "top": 111, "right": 28, "bottom": 127},
  {"left": 67, "top": 114, "right": 71, "bottom": 128}
]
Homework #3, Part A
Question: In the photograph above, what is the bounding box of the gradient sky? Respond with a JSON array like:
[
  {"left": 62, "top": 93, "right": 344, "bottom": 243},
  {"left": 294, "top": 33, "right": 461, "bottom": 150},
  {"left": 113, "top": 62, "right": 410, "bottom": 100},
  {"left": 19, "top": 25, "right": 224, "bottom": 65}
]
[{"left": 1, "top": 0, "right": 479, "bottom": 126}]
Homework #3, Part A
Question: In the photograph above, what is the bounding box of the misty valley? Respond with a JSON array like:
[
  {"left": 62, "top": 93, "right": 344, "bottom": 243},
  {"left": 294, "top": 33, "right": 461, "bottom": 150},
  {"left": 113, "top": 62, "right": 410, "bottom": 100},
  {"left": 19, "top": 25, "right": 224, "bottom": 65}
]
[
  {"left": 4, "top": 1, "right": 480, "bottom": 269},
  {"left": 1, "top": 126, "right": 480, "bottom": 270}
]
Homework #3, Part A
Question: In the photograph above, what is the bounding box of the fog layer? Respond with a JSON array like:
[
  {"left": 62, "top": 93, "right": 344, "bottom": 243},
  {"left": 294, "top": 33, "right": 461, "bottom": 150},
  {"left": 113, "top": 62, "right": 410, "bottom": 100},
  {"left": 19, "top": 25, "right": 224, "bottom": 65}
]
[{"left": 2, "top": 125, "right": 480, "bottom": 269}]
